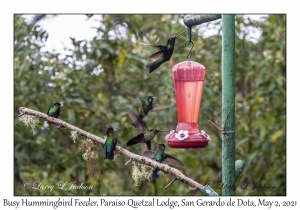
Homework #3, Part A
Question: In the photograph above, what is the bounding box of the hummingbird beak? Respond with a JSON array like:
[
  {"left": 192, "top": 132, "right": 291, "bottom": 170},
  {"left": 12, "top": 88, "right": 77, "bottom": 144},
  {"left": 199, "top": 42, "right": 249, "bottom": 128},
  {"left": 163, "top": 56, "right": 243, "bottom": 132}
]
[
  {"left": 158, "top": 130, "right": 170, "bottom": 133},
  {"left": 175, "top": 31, "right": 185, "bottom": 38},
  {"left": 152, "top": 141, "right": 159, "bottom": 145}
]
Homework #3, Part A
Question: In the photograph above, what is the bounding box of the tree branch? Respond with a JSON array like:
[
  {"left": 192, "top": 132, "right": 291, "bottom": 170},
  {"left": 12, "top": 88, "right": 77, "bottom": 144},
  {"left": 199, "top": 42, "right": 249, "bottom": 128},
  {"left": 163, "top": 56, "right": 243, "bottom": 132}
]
[{"left": 18, "top": 107, "right": 218, "bottom": 194}]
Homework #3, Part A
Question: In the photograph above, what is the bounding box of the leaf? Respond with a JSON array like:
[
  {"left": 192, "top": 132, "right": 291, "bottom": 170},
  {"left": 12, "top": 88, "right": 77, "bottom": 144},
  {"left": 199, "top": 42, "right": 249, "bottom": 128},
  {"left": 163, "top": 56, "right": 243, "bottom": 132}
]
[{"left": 270, "top": 130, "right": 283, "bottom": 143}]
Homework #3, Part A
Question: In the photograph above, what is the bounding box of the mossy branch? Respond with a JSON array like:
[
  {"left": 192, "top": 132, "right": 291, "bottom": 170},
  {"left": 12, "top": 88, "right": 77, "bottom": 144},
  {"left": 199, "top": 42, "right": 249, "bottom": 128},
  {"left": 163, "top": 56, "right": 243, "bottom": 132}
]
[{"left": 18, "top": 107, "right": 218, "bottom": 195}]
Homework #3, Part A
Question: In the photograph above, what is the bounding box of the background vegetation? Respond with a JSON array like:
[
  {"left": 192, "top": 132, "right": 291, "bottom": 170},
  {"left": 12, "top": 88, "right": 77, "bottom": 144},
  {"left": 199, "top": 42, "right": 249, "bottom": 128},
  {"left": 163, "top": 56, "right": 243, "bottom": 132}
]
[{"left": 14, "top": 14, "right": 286, "bottom": 196}]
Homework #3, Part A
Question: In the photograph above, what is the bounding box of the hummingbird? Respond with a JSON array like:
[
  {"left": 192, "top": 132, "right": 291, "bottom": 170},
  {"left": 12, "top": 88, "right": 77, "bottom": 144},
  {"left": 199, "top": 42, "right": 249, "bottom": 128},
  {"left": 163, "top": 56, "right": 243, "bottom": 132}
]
[
  {"left": 145, "top": 31, "right": 185, "bottom": 73},
  {"left": 47, "top": 102, "right": 62, "bottom": 118},
  {"left": 104, "top": 127, "right": 118, "bottom": 160},
  {"left": 136, "top": 96, "right": 172, "bottom": 119},
  {"left": 143, "top": 143, "right": 186, "bottom": 178},
  {"left": 126, "top": 110, "right": 169, "bottom": 150}
]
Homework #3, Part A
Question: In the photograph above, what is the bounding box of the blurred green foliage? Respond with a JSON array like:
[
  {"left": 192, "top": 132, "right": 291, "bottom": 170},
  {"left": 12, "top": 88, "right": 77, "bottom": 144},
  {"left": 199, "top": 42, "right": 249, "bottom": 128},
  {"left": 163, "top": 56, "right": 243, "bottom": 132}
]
[{"left": 14, "top": 14, "right": 286, "bottom": 196}]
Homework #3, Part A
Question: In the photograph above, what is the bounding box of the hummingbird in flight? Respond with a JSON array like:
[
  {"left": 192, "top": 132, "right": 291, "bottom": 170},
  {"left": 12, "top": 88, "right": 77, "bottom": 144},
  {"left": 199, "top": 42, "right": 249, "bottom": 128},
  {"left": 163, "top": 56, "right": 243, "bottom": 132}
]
[
  {"left": 47, "top": 102, "right": 63, "bottom": 118},
  {"left": 136, "top": 96, "right": 172, "bottom": 120},
  {"left": 126, "top": 110, "right": 169, "bottom": 150},
  {"left": 104, "top": 127, "right": 118, "bottom": 160},
  {"left": 143, "top": 143, "right": 186, "bottom": 178},
  {"left": 145, "top": 31, "right": 185, "bottom": 73}
]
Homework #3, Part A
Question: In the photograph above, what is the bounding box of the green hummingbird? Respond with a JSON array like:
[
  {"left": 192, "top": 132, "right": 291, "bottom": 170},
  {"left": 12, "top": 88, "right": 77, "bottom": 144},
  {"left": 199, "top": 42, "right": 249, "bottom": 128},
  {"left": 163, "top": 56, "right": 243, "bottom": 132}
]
[
  {"left": 136, "top": 96, "right": 172, "bottom": 119},
  {"left": 143, "top": 143, "right": 186, "bottom": 178},
  {"left": 126, "top": 110, "right": 169, "bottom": 149},
  {"left": 104, "top": 127, "right": 118, "bottom": 160},
  {"left": 145, "top": 31, "right": 185, "bottom": 73},
  {"left": 47, "top": 102, "right": 62, "bottom": 118}
]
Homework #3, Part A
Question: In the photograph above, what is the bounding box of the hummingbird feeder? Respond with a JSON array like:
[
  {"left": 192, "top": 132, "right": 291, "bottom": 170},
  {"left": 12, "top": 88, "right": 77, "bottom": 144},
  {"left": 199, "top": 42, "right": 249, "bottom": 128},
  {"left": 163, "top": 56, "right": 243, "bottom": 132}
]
[{"left": 166, "top": 60, "right": 210, "bottom": 148}]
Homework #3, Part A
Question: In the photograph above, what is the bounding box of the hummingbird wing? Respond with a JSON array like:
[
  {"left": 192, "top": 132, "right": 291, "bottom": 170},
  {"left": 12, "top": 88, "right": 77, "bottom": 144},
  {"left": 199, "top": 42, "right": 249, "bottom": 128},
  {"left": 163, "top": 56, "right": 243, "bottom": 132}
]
[
  {"left": 151, "top": 45, "right": 165, "bottom": 51},
  {"left": 47, "top": 107, "right": 60, "bottom": 118},
  {"left": 143, "top": 150, "right": 155, "bottom": 159},
  {"left": 126, "top": 133, "right": 145, "bottom": 147},
  {"left": 135, "top": 99, "right": 146, "bottom": 118},
  {"left": 112, "top": 136, "right": 118, "bottom": 149},
  {"left": 136, "top": 99, "right": 144, "bottom": 107},
  {"left": 106, "top": 137, "right": 117, "bottom": 160},
  {"left": 127, "top": 110, "right": 147, "bottom": 133},
  {"left": 133, "top": 99, "right": 146, "bottom": 118},
  {"left": 151, "top": 104, "right": 173, "bottom": 111},
  {"left": 146, "top": 50, "right": 168, "bottom": 73},
  {"left": 148, "top": 50, "right": 166, "bottom": 60},
  {"left": 163, "top": 153, "right": 186, "bottom": 168}
]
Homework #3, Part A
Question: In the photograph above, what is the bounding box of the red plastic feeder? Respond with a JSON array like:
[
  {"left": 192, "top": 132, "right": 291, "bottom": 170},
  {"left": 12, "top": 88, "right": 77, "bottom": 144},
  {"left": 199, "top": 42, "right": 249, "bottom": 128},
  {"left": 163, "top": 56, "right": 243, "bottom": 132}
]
[{"left": 167, "top": 61, "right": 209, "bottom": 148}]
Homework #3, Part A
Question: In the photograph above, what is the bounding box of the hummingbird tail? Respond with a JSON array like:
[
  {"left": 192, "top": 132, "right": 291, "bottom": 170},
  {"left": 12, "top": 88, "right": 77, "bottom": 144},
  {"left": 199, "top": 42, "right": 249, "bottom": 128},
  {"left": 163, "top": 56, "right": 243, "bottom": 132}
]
[
  {"left": 145, "top": 61, "right": 162, "bottom": 73},
  {"left": 145, "top": 141, "right": 151, "bottom": 150},
  {"left": 152, "top": 168, "right": 159, "bottom": 179},
  {"left": 105, "top": 151, "right": 114, "bottom": 160}
]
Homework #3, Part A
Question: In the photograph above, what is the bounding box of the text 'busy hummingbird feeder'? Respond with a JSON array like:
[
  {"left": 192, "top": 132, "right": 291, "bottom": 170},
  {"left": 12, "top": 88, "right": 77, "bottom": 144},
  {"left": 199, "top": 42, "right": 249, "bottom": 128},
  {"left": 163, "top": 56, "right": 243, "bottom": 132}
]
[{"left": 166, "top": 60, "right": 210, "bottom": 148}]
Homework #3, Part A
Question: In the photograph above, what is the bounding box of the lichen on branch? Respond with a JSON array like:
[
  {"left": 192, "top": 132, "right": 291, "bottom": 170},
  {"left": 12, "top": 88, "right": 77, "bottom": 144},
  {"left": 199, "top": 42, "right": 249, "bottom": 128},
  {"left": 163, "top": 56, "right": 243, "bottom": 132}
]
[
  {"left": 19, "top": 114, "right": 40, "bottom": 135},
  {"left": 131, "top": 161, "right": 152, "bottom": 186},
  {"left": 81, "top": 138, "right": 102, "bottom": 181}
]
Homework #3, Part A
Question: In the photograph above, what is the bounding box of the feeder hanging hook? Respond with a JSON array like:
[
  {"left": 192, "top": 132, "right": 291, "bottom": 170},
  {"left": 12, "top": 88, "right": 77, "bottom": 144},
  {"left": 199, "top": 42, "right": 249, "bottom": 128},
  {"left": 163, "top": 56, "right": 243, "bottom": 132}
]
[{"left": 184, "top": 26, "right": 194, "bottom": 60}]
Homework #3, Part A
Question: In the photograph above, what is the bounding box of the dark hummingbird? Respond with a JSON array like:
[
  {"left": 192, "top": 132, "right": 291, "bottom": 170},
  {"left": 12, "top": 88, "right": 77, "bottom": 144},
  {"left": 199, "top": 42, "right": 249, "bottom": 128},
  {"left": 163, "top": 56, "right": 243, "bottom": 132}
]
[
  {"left": 126, "top": 110, "right": 169, "bottom": 150},
  {"left": 47, "top": 102, "right": 62, "bottom": 118},
  {"left": 143, "top": 143, "right": 186, "bottom": 178},
  {"left": 136, "top": 96, "right": 172, "bottom": 119},
  {"left": 104, "top": 127, "right": 118, "bottom": 160},
  {"left": 145, "top": 31, "right": 185, "bottom": 73}
]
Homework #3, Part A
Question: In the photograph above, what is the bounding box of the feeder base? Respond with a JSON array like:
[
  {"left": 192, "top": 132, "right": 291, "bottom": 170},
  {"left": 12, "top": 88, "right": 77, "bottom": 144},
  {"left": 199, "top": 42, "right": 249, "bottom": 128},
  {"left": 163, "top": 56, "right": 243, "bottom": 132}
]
[{"left": 167, "top": 133, "right": 209, "bottom": 148}]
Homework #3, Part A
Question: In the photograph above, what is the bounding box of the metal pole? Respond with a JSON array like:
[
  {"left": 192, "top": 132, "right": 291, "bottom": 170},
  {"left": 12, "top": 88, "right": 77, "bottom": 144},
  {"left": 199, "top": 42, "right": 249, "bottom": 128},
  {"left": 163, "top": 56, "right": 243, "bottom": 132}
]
[
  {"left": 184, "top": 14, "right": 221, "bottom": 26},
  {"left": 183, "top": 14, "right": 240, "bottom": 196},
  {"left": 221, "top": 14, "right": 235, "bottom": 196}
]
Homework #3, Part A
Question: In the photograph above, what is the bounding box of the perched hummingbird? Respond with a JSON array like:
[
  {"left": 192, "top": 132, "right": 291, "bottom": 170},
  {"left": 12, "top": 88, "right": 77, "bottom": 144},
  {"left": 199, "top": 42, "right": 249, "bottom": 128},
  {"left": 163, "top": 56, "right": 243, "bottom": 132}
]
[
  {"left": 143, "top": 143, "right": 186, "bottom": 178},
  {"left": 126, "top": 110, "right": 169, "bottom": 149},
  {"left": 136, "top": 96, "right": 172, "bottom": 119},
  {"left": 47, "top": 102, "right": 62, "bottom": 118},
  {"left": 104, "top": 127, "right": 118, "bottom": 160},
  {"left": 145, "top": 31, "right": 185, "bottom": 73}
]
